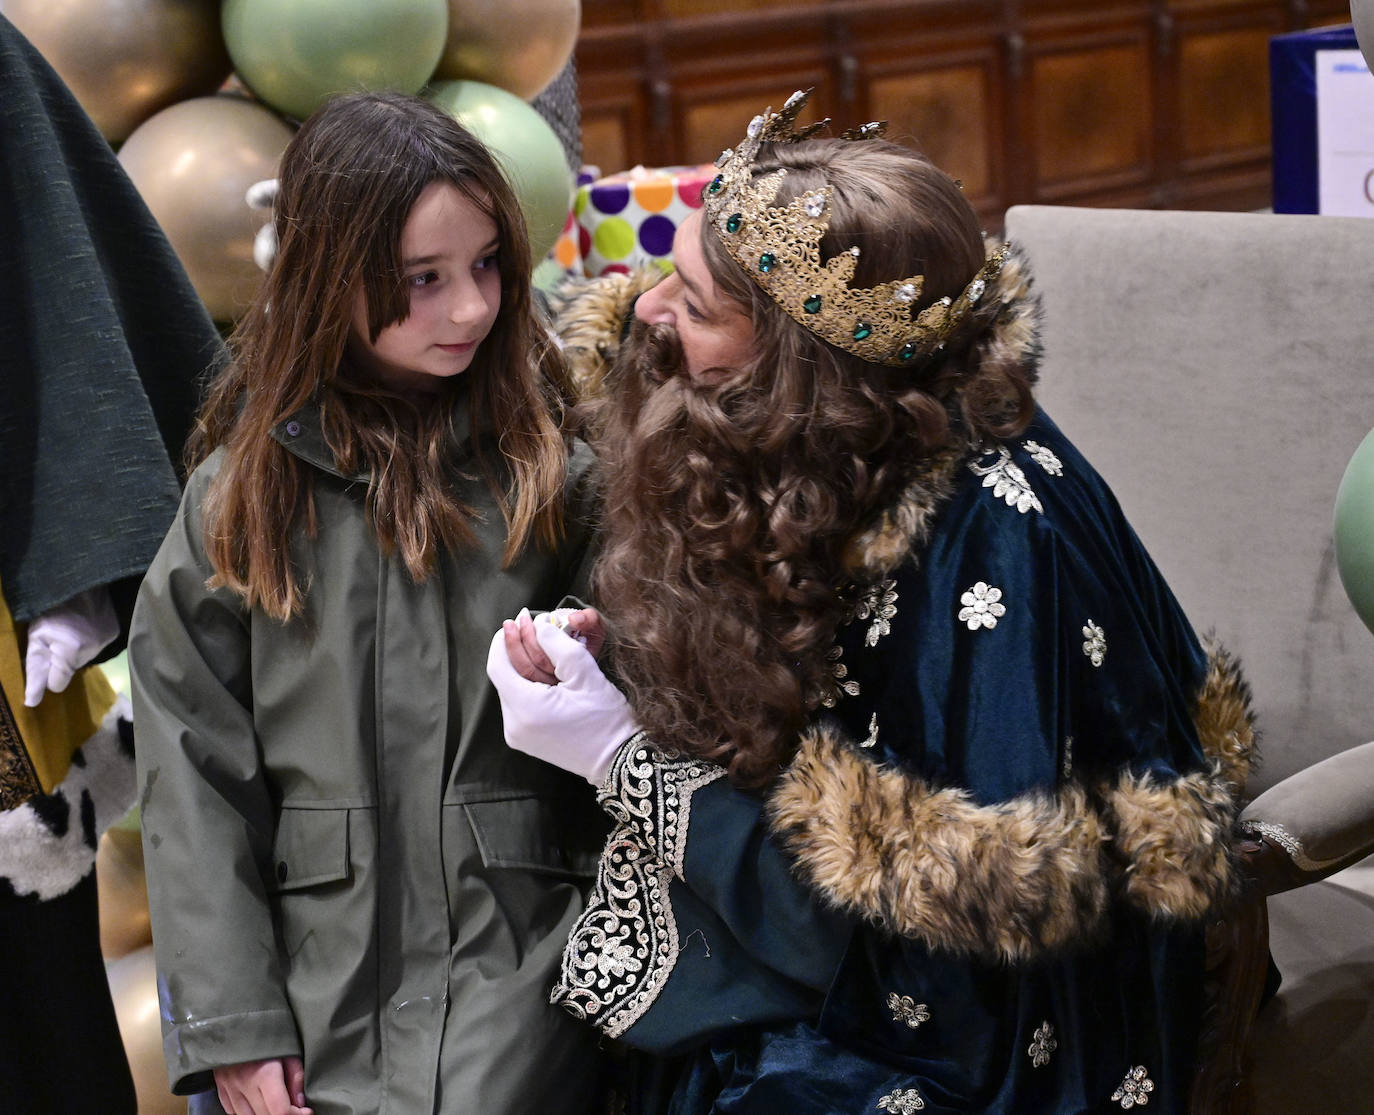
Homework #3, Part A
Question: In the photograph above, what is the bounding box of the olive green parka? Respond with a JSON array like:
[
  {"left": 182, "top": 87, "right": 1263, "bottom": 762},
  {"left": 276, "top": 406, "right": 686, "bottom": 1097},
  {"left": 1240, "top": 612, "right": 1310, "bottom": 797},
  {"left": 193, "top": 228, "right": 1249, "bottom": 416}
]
[{"left": 130, "top": 400, "right": 605, "bottom": 1114}]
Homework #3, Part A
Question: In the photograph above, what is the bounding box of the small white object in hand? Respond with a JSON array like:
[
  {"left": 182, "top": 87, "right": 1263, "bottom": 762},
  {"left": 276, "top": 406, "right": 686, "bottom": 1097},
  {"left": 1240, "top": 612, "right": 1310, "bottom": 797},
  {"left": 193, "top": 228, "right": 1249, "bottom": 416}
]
[{"left": 545, "top": 608, "right": 587, "bottom": 645}]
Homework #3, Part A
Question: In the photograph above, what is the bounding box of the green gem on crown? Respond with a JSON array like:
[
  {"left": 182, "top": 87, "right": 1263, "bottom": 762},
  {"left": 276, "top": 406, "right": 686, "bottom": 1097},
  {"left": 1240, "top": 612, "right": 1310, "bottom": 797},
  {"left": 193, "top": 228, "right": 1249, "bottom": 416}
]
[
  {"left": 759, "top": 253, "right": 776, "bottom": 273},
  {"left": 803, "top": 295, "right": 823, "bottom": 314},
  {"left": 898, "top": 341, "right": 918, "bottom": 361},
  {"left": 726, "top": 213, "right": 743, "bottom": 233},
  {"left": 708, "top": 175, "right": 724, "bottom": 195},
  {"left": 852, "top": 322, "right": 873, "bottom": 341}
]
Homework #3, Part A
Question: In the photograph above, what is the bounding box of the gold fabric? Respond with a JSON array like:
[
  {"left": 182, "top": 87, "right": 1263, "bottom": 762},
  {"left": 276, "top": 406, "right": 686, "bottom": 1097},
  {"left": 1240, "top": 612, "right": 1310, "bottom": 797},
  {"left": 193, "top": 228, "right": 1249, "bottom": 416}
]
[{"left": 0, "top": 581, "right": 115, "bottom": 809}]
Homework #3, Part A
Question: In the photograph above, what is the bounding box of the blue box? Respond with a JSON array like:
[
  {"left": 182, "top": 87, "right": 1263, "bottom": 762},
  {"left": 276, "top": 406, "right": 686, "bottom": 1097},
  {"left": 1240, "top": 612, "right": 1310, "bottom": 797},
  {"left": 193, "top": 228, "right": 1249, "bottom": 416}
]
[{"left": 1271, "top": 24, "right": 1360, "bottom": 214}]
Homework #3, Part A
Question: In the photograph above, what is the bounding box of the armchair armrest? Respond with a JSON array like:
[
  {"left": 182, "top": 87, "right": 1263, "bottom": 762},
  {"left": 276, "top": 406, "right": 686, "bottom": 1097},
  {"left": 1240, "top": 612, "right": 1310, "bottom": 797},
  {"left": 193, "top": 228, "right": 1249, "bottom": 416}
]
[
  {"left": 1188, "top": 741, "right": 1374, "bottom": 1112},
  {"left": 1238, "top": 740, "right": 1374, "bottom": 896}
]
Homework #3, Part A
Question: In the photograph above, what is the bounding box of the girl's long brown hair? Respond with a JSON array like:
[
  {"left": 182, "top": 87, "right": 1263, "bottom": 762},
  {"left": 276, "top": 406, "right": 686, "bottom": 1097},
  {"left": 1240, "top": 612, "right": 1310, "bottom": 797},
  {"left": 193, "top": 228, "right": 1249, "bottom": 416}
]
[
  {"left": 588, "top": 138, "right": 1035, "bottom": 787},
  {"left": 189, "top": 92, "right": 572, "bottom": 620}
]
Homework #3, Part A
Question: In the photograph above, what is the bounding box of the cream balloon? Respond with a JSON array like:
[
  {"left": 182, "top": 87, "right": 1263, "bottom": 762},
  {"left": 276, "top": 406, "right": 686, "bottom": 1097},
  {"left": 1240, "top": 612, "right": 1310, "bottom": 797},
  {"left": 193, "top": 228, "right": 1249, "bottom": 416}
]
[
  {"left": 118, "top": 95, "right": 295, "bottom": 322},
  {"left": 107, "top": 945, "right": 183, "bottom": 1115},
  {"left": 2, "top": 0, "right": 231, "bottom": 143},
  {"left": 96, "top": 825, "right": 151, "bottom": 961},
  {"left": 434, "top": 0, "right": 580, "bottom": 102}
]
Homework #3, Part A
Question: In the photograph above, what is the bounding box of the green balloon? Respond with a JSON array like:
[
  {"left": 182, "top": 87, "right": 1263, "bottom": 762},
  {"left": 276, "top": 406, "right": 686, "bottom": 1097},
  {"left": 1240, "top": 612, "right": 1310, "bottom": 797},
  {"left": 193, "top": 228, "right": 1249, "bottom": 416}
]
[
  {"left": 1335, "top": 426, "right": 1374, "bottom": 637},
  {"left": 532, "top": 256, "right": 569, "bottom": 295},
  {"left": 222, "top": 0, "right": 448, "bottom": 121},
  {"left": 427, "top": 79, "right": 573, "bottom": 262}
]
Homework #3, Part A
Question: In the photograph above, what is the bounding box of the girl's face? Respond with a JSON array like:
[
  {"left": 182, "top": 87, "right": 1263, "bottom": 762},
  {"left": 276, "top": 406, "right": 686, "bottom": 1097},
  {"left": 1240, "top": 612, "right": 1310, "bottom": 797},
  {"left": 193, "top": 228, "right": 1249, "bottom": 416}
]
[
  {"left": 633, "top": 209, "right": 756, "bottom": 383},
  {"left": 349, "top": 181, "right": 502, "bottom": 392}
]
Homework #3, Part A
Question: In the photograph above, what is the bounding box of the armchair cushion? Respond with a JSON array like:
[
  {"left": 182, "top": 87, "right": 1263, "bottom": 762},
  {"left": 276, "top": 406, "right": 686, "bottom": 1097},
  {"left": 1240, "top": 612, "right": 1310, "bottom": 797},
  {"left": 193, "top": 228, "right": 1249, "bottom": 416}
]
[
  {"left": 1003, "top": 204, "right": 1374, "bottom": 1114},
  {"left": 1003, "top": 204, "right": 1374, "bottom": 794}
]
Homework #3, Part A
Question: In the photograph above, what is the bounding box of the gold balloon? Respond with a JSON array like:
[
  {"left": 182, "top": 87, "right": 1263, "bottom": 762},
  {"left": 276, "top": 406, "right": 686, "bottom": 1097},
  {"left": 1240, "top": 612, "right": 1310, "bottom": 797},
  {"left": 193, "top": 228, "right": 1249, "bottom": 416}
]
[
  {"left": 3, "top": 0, "right": 231, "bottom": 143},
  {"left": 434, "top": 0, "right": 580, "bottom": 102},
  {"left": 118, "top": 95, "right": 295, "bottom": 322},
  {"left": 97, "top": 825, "right": 151, "bottom": 960},
  {"left": 107, "top": 945, "right": 185, "bottom": 1115}
]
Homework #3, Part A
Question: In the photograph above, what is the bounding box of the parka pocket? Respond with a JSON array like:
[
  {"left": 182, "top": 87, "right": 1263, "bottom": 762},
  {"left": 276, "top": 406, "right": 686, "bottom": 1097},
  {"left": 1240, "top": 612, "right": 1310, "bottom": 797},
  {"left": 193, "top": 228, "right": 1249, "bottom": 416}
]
[
  {"left": 269, "top": 807, "right": 351, "bottom": 893},
  {"left": 462, "top": 796, "right": 601, "bottom": 880}
]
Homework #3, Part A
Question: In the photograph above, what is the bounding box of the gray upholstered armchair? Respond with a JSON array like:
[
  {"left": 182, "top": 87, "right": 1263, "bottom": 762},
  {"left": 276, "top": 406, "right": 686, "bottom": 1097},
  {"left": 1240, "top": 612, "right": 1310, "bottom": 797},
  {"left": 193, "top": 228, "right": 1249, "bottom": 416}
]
[
  {"left": 1004, "top": 203, "right": 1374, "bottom": 1112},
  {"left": 1188, "top": 745, "right": 1374, "bottom": 1112},
  {"left": 1241, "top": 741, "right": 1374, "bottom": 898}
]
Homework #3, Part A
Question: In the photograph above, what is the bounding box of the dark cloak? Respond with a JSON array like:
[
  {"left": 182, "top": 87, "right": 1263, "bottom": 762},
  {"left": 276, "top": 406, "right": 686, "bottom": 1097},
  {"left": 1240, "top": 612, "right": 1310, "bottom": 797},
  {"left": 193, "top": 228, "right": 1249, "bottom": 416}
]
[{"left": 0, "top": 13, "right": 224, "bottom": 641}]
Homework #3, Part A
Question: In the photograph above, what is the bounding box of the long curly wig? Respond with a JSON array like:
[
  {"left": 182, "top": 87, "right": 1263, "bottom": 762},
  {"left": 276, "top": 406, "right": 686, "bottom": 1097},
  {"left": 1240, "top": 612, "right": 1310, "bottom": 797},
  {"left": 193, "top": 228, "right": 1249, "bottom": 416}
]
[{"left": 586, "top": 137, "right": 1038, "bottom": 788}]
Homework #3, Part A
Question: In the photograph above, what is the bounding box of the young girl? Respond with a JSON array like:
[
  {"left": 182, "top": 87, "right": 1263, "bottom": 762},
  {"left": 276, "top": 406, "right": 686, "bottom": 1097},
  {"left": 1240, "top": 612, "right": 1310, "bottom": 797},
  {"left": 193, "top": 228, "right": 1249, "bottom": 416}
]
[{"left": 130, "top": 92, "right": 603, "bottom": 1115}]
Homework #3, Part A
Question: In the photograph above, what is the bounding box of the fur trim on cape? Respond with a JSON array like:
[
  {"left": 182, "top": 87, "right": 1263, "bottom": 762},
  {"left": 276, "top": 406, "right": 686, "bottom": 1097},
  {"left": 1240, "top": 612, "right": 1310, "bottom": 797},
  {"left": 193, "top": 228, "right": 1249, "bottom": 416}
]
[
  {"left": 976, "top": 239, "right": 1042, "bottom": 395},
  {"left": 841, "top": 241, "right": 1042, "bottom": 581},
  {"left": 841, "top": 447, "right": 963, "bottom": 580},
  {"left": 1190, "top": 635, "right": 1258, "bottom": 792},
  {"left": 1104, "top": 638, "right": 1256, "bottom": 918},
  {"left": 547, "top": 270, "right": 662, "bottom": 397},
  {"left": 0, "top": 695, "right": 135, "bottom": 900},
  {"left": 768, "top": 723, "right": 1109, "bottom": 963},
  {"left": 768, "top": 646, "right": 1257, "bottom": 962},
  {"left": 1102, "top": 766, "right": 1238, "bottom": 921}
]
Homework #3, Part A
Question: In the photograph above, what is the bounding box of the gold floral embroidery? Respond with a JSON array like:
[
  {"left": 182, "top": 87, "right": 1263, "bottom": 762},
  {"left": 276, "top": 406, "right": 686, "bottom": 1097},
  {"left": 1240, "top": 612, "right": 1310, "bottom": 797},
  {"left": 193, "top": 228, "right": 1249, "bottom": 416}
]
[
  {"left": 1082, "top": 620, "right": 1106, "bottom": 667},
  {"left": 854, "top": 578, "right": 899, "bottom": 646},
  {"left": 1024, "top": 440, "right": 1063, "bottom": 476},
  {"left": 861, "top": 713, "right": 880, "bottom": 749},
  {"left": 886, "top": 992, "right": 930, "bottom": 1028},
  {"left": 819, "top": 645, "right": 861, "bottom": 708},
  {"left": 958, "top": 582, "right": 1005, "bottom": 631},
  {"left": 0, "top": 683, "right": 41, "bottom": 811},
  {"left": 877, "top": 1087, "right": 926, "bottom": 1113},
  {"left": 1111, "top": 1066, "right": 1155, "bottom": 1108},
  {"left": 552, "top": 738, "right": 726, "bottom": 1037},
  {"left": 1062, "top": 736, "right": 1074, "bottom": 780},
  {"left": 969, "top": 445, "right": 1042, "bottom": 514},
  {"left": 1028, "top": 1022, "right": 1057, "bottom": 1067}
]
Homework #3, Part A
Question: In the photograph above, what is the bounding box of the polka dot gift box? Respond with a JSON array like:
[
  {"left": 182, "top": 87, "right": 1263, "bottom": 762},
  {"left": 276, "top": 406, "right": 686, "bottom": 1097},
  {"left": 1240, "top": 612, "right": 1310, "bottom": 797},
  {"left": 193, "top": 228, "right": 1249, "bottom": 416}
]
[{"left": 552, "top": 163, "right": 717, "bottom": 278}]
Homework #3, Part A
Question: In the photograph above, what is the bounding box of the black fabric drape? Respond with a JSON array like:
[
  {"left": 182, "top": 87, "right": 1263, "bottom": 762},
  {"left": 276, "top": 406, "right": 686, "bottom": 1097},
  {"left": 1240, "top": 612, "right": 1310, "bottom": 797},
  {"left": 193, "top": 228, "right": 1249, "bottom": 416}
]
[{"left": 0, "top": 13, "right": 224, "bottom": 638}]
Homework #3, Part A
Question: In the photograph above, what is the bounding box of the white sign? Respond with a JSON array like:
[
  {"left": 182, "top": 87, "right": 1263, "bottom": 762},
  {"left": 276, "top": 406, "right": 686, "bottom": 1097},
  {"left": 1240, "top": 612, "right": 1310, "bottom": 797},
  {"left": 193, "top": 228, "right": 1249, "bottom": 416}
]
[{"left": 1317, "top": 49, "right": 1374, "bottom": 218}]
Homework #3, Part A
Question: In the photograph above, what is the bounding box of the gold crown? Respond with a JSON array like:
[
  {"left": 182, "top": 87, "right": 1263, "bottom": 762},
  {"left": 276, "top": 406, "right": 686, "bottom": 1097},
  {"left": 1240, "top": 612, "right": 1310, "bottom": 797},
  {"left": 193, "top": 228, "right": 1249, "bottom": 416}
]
[{"left": 702, "top": 89, "right": 1007, "bottom": 367}]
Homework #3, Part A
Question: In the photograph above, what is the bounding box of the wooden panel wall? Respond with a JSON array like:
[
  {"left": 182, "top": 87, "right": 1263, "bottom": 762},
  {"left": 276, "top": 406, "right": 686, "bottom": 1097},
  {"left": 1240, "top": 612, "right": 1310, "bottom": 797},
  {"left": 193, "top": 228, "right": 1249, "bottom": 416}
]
[{"left": 576, "top": 0, "right": 1352, "bottom": 225}]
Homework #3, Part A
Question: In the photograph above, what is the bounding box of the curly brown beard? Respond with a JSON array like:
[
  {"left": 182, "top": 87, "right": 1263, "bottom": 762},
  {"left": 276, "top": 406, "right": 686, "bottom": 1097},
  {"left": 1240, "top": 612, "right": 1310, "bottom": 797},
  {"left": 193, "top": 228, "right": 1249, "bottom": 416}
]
[
  {"left": 583, "top": 313, "right": 965, "bottom": 788},
  {"left": 580, "top": 143, "right": 1039, "bottom": 787}
]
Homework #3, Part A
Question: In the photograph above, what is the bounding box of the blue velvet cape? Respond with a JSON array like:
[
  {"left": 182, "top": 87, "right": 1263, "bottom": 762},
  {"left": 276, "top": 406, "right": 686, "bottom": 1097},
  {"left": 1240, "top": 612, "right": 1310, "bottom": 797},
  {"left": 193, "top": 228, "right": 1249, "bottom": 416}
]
[{"left": 554, "top": 410, "right": 1255, "bottom": 1114}]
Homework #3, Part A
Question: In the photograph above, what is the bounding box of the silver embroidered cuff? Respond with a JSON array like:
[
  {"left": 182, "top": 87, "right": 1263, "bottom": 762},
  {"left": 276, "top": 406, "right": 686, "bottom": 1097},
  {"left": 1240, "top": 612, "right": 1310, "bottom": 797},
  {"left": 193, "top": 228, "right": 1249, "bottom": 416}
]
[
  {"left": 552, "top": 737, "right": 726, "bottom": 1036},
  {"left": 596, "top": 734, "right": 727, "bottom": 881}
]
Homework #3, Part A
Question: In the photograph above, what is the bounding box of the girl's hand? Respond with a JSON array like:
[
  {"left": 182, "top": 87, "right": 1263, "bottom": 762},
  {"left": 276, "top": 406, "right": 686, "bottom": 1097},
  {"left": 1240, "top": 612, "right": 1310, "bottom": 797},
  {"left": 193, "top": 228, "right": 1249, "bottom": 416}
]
[
  {"left": 487, "top": 614, "right": 639, "bottom": 786},
  {"left": 503, "top": 606, "right": 606, "bottom": 685},
  {"left": 213, "top": 1058, "right": 313, "bottom": 1115}
]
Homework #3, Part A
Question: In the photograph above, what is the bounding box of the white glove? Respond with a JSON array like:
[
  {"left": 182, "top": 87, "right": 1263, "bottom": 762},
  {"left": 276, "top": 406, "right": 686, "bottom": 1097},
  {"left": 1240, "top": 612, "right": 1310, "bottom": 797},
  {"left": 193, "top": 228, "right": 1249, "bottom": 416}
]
[
  {"left": 486, "top": 613, "right": 640, "bottom": 786},
  {"left": 23, "top": 587, "right": 120, "bottom": 707}
]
